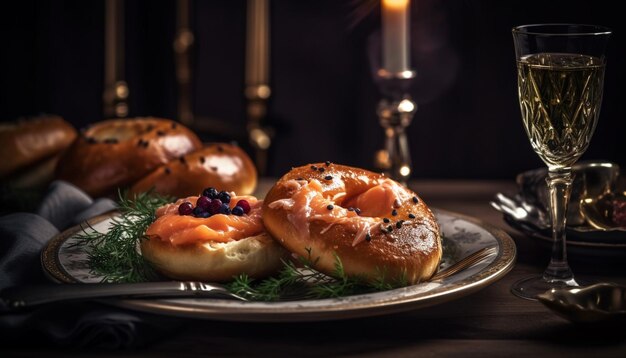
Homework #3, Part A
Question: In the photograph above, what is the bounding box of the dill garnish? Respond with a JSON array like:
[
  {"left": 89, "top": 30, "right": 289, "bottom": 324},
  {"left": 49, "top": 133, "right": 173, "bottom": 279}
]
[
  {"left": 75, "top": 191, "right": 170, "bottom": 283},
  {"left": 226, "top": 248, "right": 408, "bottom": 301}
]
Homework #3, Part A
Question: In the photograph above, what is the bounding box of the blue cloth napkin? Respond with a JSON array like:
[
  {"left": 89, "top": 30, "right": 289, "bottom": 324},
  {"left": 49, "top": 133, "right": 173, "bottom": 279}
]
[{"left": 0, "top": 181, "right": 182, "bottom": 349}]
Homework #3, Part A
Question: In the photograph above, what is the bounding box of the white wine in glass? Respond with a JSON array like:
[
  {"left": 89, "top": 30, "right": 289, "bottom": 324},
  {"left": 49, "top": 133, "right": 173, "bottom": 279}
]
[{"left": 512, "top": 24, "right": 611, "bottom": 299}]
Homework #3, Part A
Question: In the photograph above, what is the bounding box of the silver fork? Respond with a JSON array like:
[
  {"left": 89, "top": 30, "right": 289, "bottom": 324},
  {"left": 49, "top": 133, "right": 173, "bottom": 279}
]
[
  {"left": 0, "top": 281, "right": 247, "bottom": 312},
  {"left": 431, "top": 246, "right": 498, "bottom": 281}
]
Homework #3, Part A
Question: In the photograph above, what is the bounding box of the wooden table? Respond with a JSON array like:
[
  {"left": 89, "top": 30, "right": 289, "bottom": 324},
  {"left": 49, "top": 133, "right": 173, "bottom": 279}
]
[{"left": 7, "top": 180, "right": 626, "bottom": 356}]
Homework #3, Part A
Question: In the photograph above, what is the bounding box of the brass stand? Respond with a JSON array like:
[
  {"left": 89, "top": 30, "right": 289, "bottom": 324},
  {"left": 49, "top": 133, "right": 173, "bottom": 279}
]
[
  {"left": 374, "top": 70, "right": 416, "bottom": 184},
  {"left": 245, "top": 0, "right": 273, "bottom": 175},
  {"left": 103, "top": 0, "right": 128, "bottom": 118}
]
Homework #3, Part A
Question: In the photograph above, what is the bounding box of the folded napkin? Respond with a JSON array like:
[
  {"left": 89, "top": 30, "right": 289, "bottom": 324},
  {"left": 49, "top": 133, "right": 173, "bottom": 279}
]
[{"left": 0, "top": 181, "right": 182, "bottom": 349}]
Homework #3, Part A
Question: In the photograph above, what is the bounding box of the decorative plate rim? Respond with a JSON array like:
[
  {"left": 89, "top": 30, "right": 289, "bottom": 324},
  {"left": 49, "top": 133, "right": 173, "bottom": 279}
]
[{"left": 41, "top": 208, "right": 516, "bottom": 322}]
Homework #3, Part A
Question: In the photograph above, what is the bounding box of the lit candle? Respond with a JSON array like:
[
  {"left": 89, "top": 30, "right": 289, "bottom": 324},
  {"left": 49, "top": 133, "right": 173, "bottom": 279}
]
[{"left": 382, "top": 0, "right": 410, "bottom": 74}]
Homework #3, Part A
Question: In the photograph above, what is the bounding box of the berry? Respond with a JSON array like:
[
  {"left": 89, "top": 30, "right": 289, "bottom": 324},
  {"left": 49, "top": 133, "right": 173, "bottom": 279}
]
[
  {"left": 219, "top": 203, "right": 231, "bottom": 215},
  {"left": 192, "top": 206, "right": 206, "bottom": 217},
  {"left": 197, "top": 210, "right": 211, "bottom": 218},
  {"left": 202, "top": 187, "right": 219, "bottom": 199},
  {"left": 218, "top": 191, "right": 231, "bottom": 204},
  {"left": 236, "top": 200, "right": 251, "bottom": 214},
  {"left": 196, "top": 196, "right": 212, "bottom": 210},
  {"left": 232, "top": 206, "right": 244, "bottom": 216},
  {"left": 208, "top": 199, "right": 222, "bottom": 215},
  {"left": 178, "top": 202, "right": 194, "bottom": 216}
]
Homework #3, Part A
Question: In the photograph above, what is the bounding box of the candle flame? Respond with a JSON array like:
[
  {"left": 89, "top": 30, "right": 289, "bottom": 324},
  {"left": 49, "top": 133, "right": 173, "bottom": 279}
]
[{"left": 382, "top": 0, "right": 409, "bottom": 10}]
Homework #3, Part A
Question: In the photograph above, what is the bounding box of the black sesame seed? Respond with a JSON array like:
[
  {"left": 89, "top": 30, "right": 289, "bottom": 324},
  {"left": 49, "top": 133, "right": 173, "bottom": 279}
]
[
  {"left": 311, "top": 165, "right": 317, "bottom": 170},
  {"left": 365, "top": 234, "right": 371, "bottom": 242},
  {"left": 179, "top": 156, "right": 187, "bottom": 164},
  {"left": 318, "top": 167, "right": 325, "bottom": 173},
  {"left": 348, "top": 207, "right": 355, "bottom": 212},
  {"left": 156, "top": 130, "right": 166, "bottom": 136},
  {"left": 412, "top": 196, "right": 419, "bottom": 204},
  {"left": 164, "top": 167, "right": 171, "bottom": 174},
  {"left": 199, "top": 156, "right": 206, "bottom": 164},
  {"left": 327, "top": 204, "right": 334, "bottom": 210},
  {"left": 325, "top": 161, "right": 331, "bottom": 166},
  {"left": 210, "top": 166, "right": 218, "bottom": 172},
  {"left": 324, "top": 175, "right": 332, "bottom": 181},
  {"left": 408, "top": 213, "right": 416, "bottom": 219},
  {"left": 396, "top": 220, "right": 404, "bottom": 229},
  {"left": 391, "top": 209, "right": 398, "bottom": 216},
  {"left": 387, "top": 225, "right": 393, "bottom": 232},
  {"left": 146, "top": 124, "right": 155, "bottom": 132},
  {"left": 383, "top": 218, "right": 390, "bottom": 223},
  {"left": 137, "top": 139, "right": 144, "bottom": 146},
  {"left": 355, "top": 208, "right": 361, "bottom": 215}
]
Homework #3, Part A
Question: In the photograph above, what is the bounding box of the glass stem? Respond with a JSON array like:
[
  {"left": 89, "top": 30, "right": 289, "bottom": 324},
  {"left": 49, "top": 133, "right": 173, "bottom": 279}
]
[{"left": 543, "top": 168, "right": 575, "bottom": 283}]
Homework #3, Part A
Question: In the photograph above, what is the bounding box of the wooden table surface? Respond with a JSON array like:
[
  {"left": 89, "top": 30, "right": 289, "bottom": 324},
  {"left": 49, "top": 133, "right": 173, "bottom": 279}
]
[{"left": 7, "top": 180, "right": 626, "bottom": 356}]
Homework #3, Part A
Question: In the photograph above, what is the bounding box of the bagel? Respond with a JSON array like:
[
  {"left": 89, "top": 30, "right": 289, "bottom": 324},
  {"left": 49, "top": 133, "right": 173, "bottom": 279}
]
[
  {"left": 142, "top": 194, "right": 288, "bottom": 281},
  {"left": 0, "top": 114, "right": 77, "bottom": 180},
  {"left": 130, "top": 143, "right": 257, "bottom": 198},
  {"left": 56, "top": 117, "right": 202, "bottom": 197},
  {"left": 263, "top": 163, "right": 442, "bottom": 285}
]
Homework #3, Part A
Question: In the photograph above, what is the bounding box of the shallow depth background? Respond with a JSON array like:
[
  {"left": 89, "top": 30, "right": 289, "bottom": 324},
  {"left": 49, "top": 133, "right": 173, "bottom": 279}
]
[{"left": 1, "top": 0, "right": 624, "bottom": 178}]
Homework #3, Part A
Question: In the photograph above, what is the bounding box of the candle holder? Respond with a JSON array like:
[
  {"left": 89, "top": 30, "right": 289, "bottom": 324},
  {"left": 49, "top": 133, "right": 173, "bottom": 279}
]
[{"left": 374, "top": 69, "right": 417, "bottom": 184}]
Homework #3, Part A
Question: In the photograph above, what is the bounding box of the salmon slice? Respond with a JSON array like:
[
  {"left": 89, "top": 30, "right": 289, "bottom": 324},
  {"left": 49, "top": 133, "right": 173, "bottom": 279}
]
[{"left": 146, "top": 195, "right": 264, "bottom": 246}]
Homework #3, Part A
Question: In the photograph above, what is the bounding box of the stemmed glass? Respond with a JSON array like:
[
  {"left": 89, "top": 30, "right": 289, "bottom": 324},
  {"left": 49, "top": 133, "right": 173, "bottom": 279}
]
[{"left": 511, "top": 24, "right": 611, "bottom": 299}]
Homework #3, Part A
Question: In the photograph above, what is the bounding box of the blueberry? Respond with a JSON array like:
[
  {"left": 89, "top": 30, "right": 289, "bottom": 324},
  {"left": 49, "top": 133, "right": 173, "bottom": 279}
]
[
  {"left": 202, "top": 187, "right": 219, "bottom": 199},
  {"left": 196, "top": 196, "right": 212, "bottom": 210},
  {"left": 197, "top": 211, "right": 211, "bottom": 218},
  {"left": 232, "top": 206, "right": 244, "bottom": 216},
  {"left": 219, "top": 203, "right": 231, "bottom": 215},
  {"left": 218, "top": 191, "right": 231, "bottom": 204},
  {"left": 192, "top": 206, "right": 206, "bottom": 217},
  {"left": 178, "top": 202, "right": 194, "bottom": 216}
]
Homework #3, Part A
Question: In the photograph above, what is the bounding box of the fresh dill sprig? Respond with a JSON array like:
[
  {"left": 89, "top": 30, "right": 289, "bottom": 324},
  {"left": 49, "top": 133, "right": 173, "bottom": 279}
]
[
  {"left": 74, "top": 191, "right": 171, "bottom": 283},
  {"left": 226, "top": 248, "right": 408, "bottom": 301}
]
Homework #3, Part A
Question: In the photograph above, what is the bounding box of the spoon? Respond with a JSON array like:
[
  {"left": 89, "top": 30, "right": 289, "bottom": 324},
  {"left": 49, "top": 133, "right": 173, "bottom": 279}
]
[
  {"left": 580, "top": 191, "right": 626, "bottom": 231},
  {"left": 537, "top": 283, "right": 626, "bottom": 323}
]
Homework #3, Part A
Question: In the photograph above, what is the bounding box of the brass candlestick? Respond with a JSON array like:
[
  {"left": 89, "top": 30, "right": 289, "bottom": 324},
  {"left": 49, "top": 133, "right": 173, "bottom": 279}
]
[
  {"left": 374, "top": 70, "right": 416, "bottom": 184},
  {"left": 103, "top": 0, "right": 128, "bottom": 118}
]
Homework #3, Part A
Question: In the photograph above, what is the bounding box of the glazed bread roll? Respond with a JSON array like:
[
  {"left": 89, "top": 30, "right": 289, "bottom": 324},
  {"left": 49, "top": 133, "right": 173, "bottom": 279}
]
[
  {"left": 141, "top": 232, "right": 287, "bottom": 281},
  {"left": 56, "top": 117, "right": 202, "bottom": 197},
  {"left": 130, "top": 143, "right": 257, "bottom": 198},
  {"left": 142, "top": 194, "right": 288, "bottom": 281},
  {"left": 0, "top": 115, "right": 77, "bottom": 179},
  {"left": 263, "top": 163, "right": 442, "bottom": 285}
]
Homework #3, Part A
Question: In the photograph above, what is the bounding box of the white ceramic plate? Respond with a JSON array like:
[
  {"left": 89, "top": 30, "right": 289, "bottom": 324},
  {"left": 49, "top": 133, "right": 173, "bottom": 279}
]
[{"left": 42, "top": 209, "right": 516, "bottom": 322}]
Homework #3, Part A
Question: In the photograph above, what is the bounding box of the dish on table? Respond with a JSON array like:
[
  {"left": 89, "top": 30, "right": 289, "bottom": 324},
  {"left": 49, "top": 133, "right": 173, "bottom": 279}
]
[{"left": 41, "top": 208, "right": 515, "bottom": 322}]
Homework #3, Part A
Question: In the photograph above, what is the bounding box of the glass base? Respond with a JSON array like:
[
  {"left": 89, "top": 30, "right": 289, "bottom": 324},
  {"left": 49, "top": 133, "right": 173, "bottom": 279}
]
[{"left": 511, "top": 275, "right": 581, "bottom": 300}]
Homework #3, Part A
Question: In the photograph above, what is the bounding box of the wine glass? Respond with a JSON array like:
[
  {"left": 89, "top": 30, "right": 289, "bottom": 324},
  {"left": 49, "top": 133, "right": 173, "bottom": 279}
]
[{"left": 511, "top": 24, "right": 611, "bottom": 300}]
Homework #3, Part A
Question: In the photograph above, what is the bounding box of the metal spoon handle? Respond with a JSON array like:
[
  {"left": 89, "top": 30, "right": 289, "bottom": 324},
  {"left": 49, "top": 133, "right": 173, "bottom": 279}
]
[{"left": 0, "top": 281, "right": 245, "bottom": 311}]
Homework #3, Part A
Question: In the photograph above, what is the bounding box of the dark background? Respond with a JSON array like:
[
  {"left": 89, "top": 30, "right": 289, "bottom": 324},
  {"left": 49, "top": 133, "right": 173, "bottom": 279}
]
[{"left": 1, "top": 0, "right": 624, "bottom": 179}]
